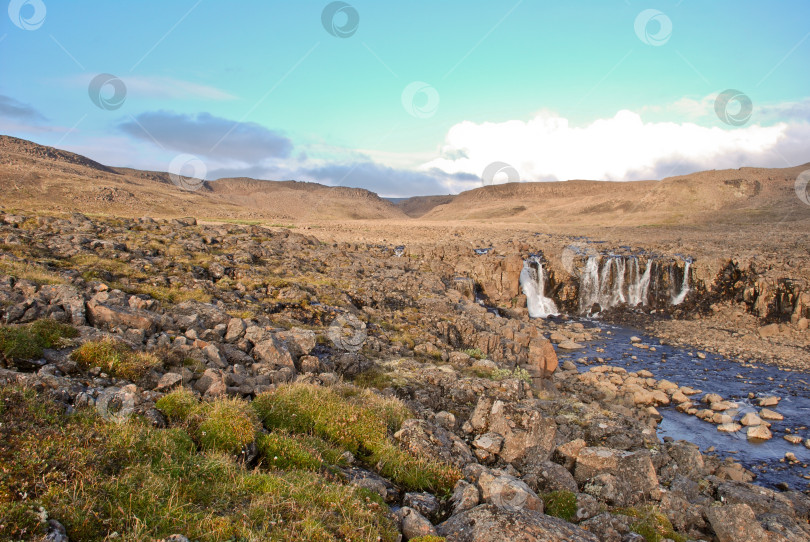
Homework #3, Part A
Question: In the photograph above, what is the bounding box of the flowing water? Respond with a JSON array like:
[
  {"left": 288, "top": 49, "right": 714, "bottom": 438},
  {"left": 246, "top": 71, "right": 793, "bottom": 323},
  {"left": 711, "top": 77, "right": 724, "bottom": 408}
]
[
  {"left": 520, "top": 256, "right": 559, "bottom": 318},
  {"left": 556, "top": 321, "right": 810, "bottom": 491}
]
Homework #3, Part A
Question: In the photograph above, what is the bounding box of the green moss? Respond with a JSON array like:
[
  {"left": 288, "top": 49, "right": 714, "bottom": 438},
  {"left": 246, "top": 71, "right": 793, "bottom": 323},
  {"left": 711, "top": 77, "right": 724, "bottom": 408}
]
[
  {"left": 0, "top": 385, "right": 399, "bottom": 541},
  {"left": 615, "top": 506, "right": 686, "bottom": 542},
  {"left": 409, "top": 537, "right": 446, "bottom": 542},
  {"left": 542, "top": 490, "right": 578, "bottom": 522},
  {"left": 70, "top": 339, "right": 161, "bottom": 381}
]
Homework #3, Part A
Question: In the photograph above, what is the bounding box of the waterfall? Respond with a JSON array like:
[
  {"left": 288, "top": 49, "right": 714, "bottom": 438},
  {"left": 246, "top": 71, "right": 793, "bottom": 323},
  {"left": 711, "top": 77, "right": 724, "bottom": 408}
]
[
  {"left": 627, "top": 258, "right": 652, "bottom": 307},
  {"left": 520, "top": 257, "right": 559, "bottom": 318},
  {"left": 671, "top": 260, "right": 691, "bottom": 305},
  {"left": 579, "top": 256, "right": 600, "bottom": 313},
  {"left": 578, "top": 255, "right": 654, "bottom": 314}
]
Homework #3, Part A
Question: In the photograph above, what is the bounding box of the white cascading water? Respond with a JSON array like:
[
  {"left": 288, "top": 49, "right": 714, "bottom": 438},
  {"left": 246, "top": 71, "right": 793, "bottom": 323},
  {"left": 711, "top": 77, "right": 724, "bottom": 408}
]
[
  {"left": 671, "top": 260, "right": 691, "bottom": 305},
  {"left": 579, "top": 255, "right": 652, "bottom": 314},
  {"left": 520, "top": 257, "right": 559, "bottom": 318}
]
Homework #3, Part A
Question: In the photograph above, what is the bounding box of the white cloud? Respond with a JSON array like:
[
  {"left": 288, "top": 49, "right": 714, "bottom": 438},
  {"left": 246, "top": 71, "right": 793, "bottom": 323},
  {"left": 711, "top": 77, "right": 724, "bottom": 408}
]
[
  {"left": 124, "top": 76, "right": 237, "bottom": 101},
  {"left": 422, "top": 109, "right": 808, "bottom": 184}
]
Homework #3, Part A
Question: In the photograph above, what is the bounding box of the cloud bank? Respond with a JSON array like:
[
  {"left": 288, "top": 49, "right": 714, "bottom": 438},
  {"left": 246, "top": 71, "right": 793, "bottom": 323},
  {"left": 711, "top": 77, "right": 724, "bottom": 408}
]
[
  {"left": 118, "top": 111, "right": 293, "bottom": 163},
  {"left": 422, "top": 110, "right": 810, "bottom": 184}
]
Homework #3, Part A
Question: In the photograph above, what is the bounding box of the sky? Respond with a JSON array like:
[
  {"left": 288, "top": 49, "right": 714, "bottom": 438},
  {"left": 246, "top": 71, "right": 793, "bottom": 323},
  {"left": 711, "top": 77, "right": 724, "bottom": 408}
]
[{"left": 1, "top": 0, "right": 809, "bottom": 197}]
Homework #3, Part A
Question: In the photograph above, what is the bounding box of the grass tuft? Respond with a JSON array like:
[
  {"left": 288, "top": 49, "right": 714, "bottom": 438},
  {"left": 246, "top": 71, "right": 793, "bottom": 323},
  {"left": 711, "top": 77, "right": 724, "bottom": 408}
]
[
  {"left": 252, "top": 383, "right": 460, "bottom": 494},
  {"left": 155, "top": 387, "right": 199, "bottom": 423},
  {"left": 70, "top": 338, "right": 161, "bottom": 381},
  {"left": 542, "top": 490, "right": 578, "bottom": 522},
  {"left": 0, "top": 385, "right": 399, "bottom": 541},
  {"left": 0, "top": 319, "right": 78, "bottom": 365},
  {"left": 192, "top": 397, "right": 259, "bottom": 455}
]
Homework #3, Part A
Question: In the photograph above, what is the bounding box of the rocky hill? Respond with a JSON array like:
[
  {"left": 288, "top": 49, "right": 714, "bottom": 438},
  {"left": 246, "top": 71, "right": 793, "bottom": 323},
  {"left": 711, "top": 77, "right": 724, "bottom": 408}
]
[
  {"left": 0, "top": 135, "right": 407, "bottom": 221},
  {"left": 420, "top": 166, "right": 810, "bottom": 226}
]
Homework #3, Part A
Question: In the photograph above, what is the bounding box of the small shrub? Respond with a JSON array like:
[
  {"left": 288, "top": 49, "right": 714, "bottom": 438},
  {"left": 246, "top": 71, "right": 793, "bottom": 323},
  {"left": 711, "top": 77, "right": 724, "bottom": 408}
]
[
  {"left": 155, "top": 388, "right": 199, "bottom": 423},
  {"left": 463, "top": 347, "right": 484, "bottom": 359},
  {"left": 491, "top": 367, "right": 533, "bottom": 383},
  {"left": 0, "top": 385, "right": 399, "bottom": 541},
  {"left": 70, "top": 339, "right": 161, "bottom": 381},
  {"left": 543, "top": 490, "right": 578, "bottom": 522}
]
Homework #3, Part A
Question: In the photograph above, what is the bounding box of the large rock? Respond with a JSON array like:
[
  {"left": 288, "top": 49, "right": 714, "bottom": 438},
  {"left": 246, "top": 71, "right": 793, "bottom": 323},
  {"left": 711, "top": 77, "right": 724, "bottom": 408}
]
[
  {"left": 252, "top": 336, "right": 296, "bottom": 371},
  {"left": 437, "top": 504, "right": 599, "bottom": 541},
  {"left": 574, "top": 447, "right": 659, "bottom": 506},
  {"left": 528, "top": 338, "right": 558, "bottom": 377},
  {"left": 394, "top": 419, "right": 474, "bottom": 468},
  {"left": 277, "top": 327, "right": 316, "bottom": 359},
  {"left": 477, "top": 471, "right": 543, "bottom": 512},
  {"left": 395, "top": 506, "right": 437, "bottom": 540},
  {"left": 86, "top": 300, "right": 158, "bottom": 333},
  {"left": 473, "top": 398, "right": 557, "bottom": 465},
  {"left": 41, "top": 284, "right": 86, "bottom": 325},
  {"left": 706, "top": 504, "right": 769, "bottom": 542}
]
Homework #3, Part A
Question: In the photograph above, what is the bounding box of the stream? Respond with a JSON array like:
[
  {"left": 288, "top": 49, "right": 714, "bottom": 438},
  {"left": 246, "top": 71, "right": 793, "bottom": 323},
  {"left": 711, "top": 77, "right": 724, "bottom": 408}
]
[{"left": 555, "top": 320, "right": 810, "bottom": 491}]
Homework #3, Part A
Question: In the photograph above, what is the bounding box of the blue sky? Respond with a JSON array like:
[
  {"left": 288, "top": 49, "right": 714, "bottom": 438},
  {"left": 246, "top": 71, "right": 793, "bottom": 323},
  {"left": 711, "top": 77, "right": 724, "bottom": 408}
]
[{"left": 1, "top": 0, "right": 809, "bottom": 196}]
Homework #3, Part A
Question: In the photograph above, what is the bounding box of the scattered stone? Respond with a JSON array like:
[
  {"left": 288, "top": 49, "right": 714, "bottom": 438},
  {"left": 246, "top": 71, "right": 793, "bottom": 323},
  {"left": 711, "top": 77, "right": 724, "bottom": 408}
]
[{"left": 760, "top": 408, "right": 784, "bottom": 421}]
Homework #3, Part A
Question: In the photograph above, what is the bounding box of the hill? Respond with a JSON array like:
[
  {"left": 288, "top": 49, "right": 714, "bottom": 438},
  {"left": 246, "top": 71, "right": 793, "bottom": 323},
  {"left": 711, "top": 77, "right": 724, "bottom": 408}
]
[{"left": 0, "top": 135, "right": 406, "bottom": 221}]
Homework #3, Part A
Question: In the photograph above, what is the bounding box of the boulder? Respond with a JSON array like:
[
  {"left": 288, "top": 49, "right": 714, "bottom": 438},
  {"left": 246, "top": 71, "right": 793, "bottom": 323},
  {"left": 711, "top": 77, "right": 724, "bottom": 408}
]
[
  {"left": 437, "top": 504, "right": 599, "bottom": 541},
  {"left": 451, "top": 480, "right": 481, "bottom": 514},
  {"left": 86, "top": 300, "right": 158, "bottom": 333},
  {"left": 521, "top": 460, "right": 578, "bottom": 493},
  {"left": 477, "top": 471, "right": 543, "bottom": 512},
  {"left": 277, "top": 327, "right": 316, "bottom": 359},
  {"left": 396, "top": 506, "right": 437, "bottom": 540},
  {"left": 706, "top": 504, "right": 768, "bottom": 542},
  {"left": 394, "top": 418, "right": 474, "bottom": 468},
  {"left": 252, "top": 337, "right": 296, "bottom": 371},
  {"left": 528, "top": 338, "right": 558, "bottom": 377},
  {"left": 480, "top": 399, "right": 557, "bottom": 465},
  {"left": 574, "top": 447, "right": 659, "bottom": 506}
]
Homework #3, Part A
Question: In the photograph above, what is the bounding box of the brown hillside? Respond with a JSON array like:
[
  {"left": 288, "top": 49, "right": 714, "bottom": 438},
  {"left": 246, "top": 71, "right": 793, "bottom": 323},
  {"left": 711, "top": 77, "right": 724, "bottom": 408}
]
[{"left": 0, "top": 136, "right": 407, "bottom": 221}]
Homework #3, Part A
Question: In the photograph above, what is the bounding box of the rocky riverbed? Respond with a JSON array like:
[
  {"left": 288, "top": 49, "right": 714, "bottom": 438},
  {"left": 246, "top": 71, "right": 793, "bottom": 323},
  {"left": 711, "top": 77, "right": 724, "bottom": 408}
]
[{"left": 1, "top": 210, "right": 809, "bottom": 541}]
